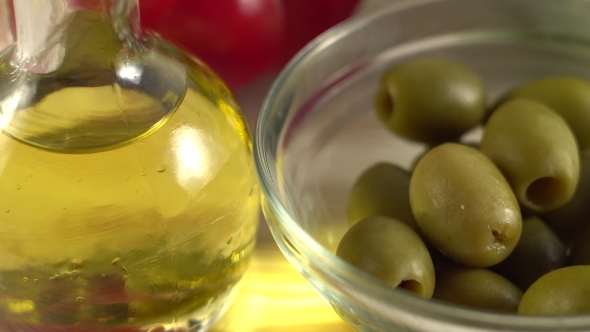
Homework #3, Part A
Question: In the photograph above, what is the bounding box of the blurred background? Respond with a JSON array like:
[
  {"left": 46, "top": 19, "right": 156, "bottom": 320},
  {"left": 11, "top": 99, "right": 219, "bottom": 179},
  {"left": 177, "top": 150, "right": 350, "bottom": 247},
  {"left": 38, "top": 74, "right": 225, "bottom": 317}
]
[
  {"left": 232, "top": 0, "right": 392, "bottom": 125},
  {"left": 136, "top": 0, "right": 393, "bottom": 125}
]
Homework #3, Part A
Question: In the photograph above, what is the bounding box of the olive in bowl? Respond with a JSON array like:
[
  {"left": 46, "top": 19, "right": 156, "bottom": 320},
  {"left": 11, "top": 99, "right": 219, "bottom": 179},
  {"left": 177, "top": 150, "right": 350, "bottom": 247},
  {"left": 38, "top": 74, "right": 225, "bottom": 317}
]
[{"left": 336, "top": 216, "right": 434, "bottom": 298}]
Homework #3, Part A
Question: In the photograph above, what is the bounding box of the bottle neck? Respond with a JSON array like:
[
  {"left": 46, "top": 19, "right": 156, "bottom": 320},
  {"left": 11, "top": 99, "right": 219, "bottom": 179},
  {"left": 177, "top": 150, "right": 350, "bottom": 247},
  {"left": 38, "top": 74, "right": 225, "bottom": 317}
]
[
  {"left": 12, "top": 0, "right": 140, "bottom": 73},
  {"left": 1, "top": 0, "right": 187, "bottom": 153}
]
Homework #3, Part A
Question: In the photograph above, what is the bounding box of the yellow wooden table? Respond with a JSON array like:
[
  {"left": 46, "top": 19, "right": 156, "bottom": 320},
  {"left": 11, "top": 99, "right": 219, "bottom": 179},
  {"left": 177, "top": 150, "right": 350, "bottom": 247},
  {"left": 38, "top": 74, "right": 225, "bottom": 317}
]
[{"left": 210, "top": 228, "right": 353, "bottom": 332}]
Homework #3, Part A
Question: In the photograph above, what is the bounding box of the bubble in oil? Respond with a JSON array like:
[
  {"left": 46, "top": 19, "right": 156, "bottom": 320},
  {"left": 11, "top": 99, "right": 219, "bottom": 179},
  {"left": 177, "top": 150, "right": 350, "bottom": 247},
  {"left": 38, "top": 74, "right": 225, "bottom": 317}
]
[
  {"left": 156, "top": 163, "right": 167, "bottom": 173},
  {"left": 76, "top": 297, "right": 85, "bottom": 304},
  {"left": 230, "top": 251, "right": 244, "bottom": 264},
  {"left": 15, "top": 184, "right": 21, "bottom": 190}
]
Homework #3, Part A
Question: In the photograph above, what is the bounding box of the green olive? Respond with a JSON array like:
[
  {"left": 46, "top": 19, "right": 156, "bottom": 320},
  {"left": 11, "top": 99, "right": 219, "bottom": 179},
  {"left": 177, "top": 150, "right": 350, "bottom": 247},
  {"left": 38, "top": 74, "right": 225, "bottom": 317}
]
[
  {"left": 542, "top": 151, "right": 590, "bottom": 245},
  {"left": 336, "top": 216, "right": 435, "bottom": 298},
  {"left": 518, "top": 266, "right": 590, "bottom": 315},
  {"left": 347, "top": 162, "right": 418, "bottom": 232},
  {"left": 374, "top": 59, "right": 486, "bottom": 144},
  {"left": 410, "top": 143, "right": 522, "bottom": 268},
  {"left": 568, "top": 229, "right": 590, "bottom": 265},
  {"left": 480, "top": 99, "right": 580, "bottom": 213},
  {"left": 491, "top": 216, "right": 567, "bottom": 291},
  {"left": 433, "top": 263, "right": 522, "bottom": 313},
  {"left": 501, "top": 77, "right": 590, "bottom": 150}
]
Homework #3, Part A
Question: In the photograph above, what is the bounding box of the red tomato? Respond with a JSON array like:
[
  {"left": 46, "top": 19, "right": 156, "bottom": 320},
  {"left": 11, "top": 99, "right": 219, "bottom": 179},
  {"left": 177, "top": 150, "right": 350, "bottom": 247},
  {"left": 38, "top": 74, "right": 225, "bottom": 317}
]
[
  {"left": 279, "top": 0, "right": 360, "bottom": 64},
  {"left": 139, "top": 0, "right": 360, "bottom": 90},
  {"left": 138, "top": 0, "right": 182, "bottom": 28},
  {"left": 72, "top": 0, "right": 361, "bottom": 89},
  {"left": 140, "top": 0, "right": 286, "bottom": 89}
]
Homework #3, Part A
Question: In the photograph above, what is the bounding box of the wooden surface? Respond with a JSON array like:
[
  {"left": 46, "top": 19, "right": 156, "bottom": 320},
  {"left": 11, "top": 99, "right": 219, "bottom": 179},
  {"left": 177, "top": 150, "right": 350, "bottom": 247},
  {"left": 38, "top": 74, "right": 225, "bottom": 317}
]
[{"left": 210, "top": 240, "right": 353, "bottom": 332}]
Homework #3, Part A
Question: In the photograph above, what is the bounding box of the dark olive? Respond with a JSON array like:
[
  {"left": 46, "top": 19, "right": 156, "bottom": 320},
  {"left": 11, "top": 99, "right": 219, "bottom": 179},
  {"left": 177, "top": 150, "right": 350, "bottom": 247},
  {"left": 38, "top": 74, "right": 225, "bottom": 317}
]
[
  {"left": 491, "top": 216, "right": 567, "bottom": 291},
  {"left": 569, "top": 229, "right": 590, "bottom": 265}
]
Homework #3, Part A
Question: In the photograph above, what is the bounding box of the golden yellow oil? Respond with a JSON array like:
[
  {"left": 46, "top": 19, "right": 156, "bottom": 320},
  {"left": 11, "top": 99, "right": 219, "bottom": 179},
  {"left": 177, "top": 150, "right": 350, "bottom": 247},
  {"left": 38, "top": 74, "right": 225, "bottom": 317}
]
[{"left": 0, "top": 80, "right": 260, "bottom": 330}]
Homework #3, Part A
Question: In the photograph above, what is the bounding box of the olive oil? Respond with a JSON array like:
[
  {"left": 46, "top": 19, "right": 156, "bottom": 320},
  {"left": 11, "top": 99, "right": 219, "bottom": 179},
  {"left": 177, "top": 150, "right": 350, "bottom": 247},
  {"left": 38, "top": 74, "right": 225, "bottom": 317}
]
[{"left": 0, "top": 82, "right": 260, "bottom": 331}]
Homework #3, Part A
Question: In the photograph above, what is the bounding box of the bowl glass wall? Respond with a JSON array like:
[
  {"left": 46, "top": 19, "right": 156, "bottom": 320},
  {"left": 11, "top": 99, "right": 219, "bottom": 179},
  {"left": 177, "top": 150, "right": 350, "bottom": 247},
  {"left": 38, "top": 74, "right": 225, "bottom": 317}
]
[{"left": 255, "top": 0, "right": 590, "bottom": 331}]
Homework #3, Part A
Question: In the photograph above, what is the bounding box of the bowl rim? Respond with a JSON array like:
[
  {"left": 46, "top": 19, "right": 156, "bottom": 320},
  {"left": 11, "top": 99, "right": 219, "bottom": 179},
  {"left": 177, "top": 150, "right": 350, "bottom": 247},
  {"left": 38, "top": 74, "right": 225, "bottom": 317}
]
[{"left": 254, "top": 0, "right": 590, "bottom": 329}]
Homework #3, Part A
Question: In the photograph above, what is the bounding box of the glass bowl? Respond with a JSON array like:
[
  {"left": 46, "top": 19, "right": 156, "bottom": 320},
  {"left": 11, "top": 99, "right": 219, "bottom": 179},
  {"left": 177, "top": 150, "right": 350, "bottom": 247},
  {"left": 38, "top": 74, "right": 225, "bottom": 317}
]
[{"left": 254, "top": 0, "right": 590, "bottom": 331}]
